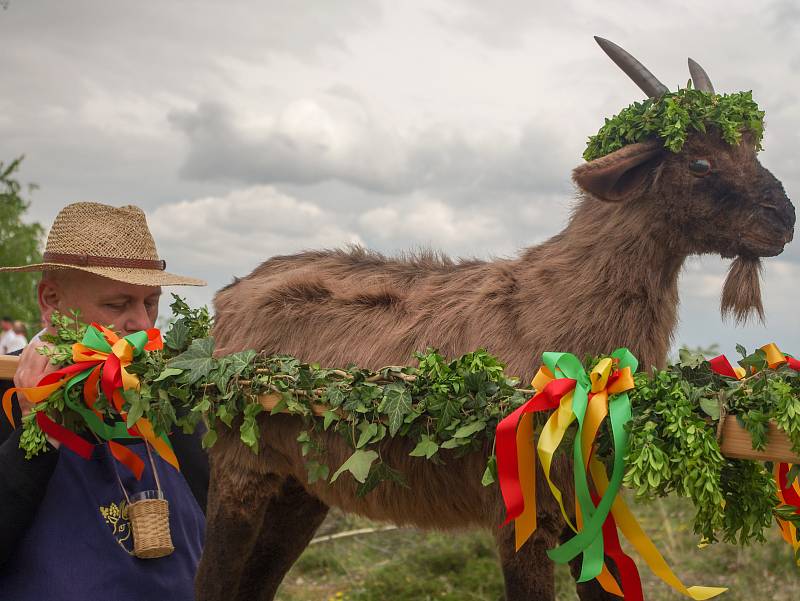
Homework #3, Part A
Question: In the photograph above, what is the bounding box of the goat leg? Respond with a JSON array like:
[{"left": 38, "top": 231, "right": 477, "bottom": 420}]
[
  {"left": 494, "top": 519, "right": 559, "bottom": 601},
  {"left": 195, "top": 450, "right": 283, "bottom": 601},
  {"left": 233, "top": 476, "right": 329, "bottom": 601}
]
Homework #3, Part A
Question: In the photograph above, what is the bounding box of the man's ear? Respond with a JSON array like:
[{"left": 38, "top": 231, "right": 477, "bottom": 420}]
[
  {"left": 573, "top": 140, "right": 664, "bottom": 202},
  {"left": 38, "top": 275, "right": 62, "bottom": 326}
]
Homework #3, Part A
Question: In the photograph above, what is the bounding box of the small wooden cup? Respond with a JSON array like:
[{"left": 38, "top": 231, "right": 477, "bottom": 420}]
[
  {"left": 128, "top": 497, "right": 175, "bottom": 559},
  {"left": 719, "top": 416, "right": 800, "bottom": 464}
]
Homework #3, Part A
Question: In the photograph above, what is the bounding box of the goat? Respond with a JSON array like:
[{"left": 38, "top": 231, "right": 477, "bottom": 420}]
[{"left": 196, "top": 38, "right": 795, "bottom": 601}]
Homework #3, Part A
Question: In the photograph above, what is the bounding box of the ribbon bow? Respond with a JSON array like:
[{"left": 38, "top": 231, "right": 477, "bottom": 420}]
[
  {"left": 496, "top": 348, "right": 726, "bottom": 600},
  {"left": 3, "top": 324, "right": 179, "bottom": 479}
]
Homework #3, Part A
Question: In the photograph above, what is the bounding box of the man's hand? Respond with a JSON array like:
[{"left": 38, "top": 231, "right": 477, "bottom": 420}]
[{"left": 13, "top": 339, "right": 61, "bottom": 449}]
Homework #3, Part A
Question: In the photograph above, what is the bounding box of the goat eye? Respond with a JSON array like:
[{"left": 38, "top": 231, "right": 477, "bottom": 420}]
[{"left": 688, "top": 159, "right": 712, "bottom": 176}]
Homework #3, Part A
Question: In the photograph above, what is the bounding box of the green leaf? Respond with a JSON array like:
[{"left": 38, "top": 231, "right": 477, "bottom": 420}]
[
  {"left": 164, "top": 319, "right": 190, "bottom": 351},
  {"left": 452, "top": 421, "right": 486, "bottom": 438},
  {"left": 699, "top": 397, "right": 721, "bottom": 420},
  {"left": 356, "top": 422, "right": 379, "bottom": 449},
  {"left": 409, "top": 437, "right": 439, "bottom": 459},
  {"left": 323, "top": 410, "right": 340, "bottom": 430},
  {"left": 324, "top": 386, "right": 345, "bottom": 408},
  {"left": 168, "top": 337, "right": 216, "bottom": 384},
  {"left": 441, "top": 437, "right": 469, "bottom": 449},
  {"left": 305, "top": 460, "right": 330, "bottom": 484},
  {"left": 239, "top": 402, "right": 264, "bottom": 451},
  {"left": 239, "top": 421, "right": 260, "bottom": 451},
  {"left": 678, "top": 347, "right": 706, "bottom": 368},
  {"left": 356, "top": 461, "right": 407, "bottom": 497},
  {"left": 431, "top": 396, "right": 460, "bottom": 431},
  {"left": 378, "top": 383, "right": 412, "bottom": 436},
  {"left": 229, "top": 350, "right": 257, "bottom": 376},
  {"left": 216, "top": 404, "right": 234, "bottom": 427},
  {"left": 202, "top": 429, "right": 218, "bottom": 449},
  {"left": 153, "top": 367, "right": 184, "bottom": 382},
  {"left": 482, "top": 457, "right": 497, "bottom": 486},
  {"left": 330, "top": 450, "right": 379, "bottom": 484},
  {"left": 739, "top": 349, "right": 767, "bottom": 372},
  {"left": 124, "top": 389, "right": 146, "bottom": 428}
]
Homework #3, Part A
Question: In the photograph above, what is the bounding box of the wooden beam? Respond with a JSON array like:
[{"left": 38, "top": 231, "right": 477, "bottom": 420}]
[
  {"left": 720, "top": 417, "right": 800, "bottom": 464},
  {"left": 0, "top": 355, "right": 19, "bottom": 381},
  {"left": 258, "top": 392, "right": 329, "bottom": 417}
]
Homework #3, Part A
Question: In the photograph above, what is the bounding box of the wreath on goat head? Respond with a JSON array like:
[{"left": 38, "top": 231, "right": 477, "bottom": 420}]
[
  {"left": 585, "top": 37, "right": 765, "bottom": 161},
  {"left": 583, "top": 86, "right": 766, "bottom": 161}
]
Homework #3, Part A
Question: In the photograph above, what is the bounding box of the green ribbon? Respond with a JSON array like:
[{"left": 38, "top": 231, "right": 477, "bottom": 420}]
[{"left": 545, "top": 348, "right": 638, "bottom": 582}]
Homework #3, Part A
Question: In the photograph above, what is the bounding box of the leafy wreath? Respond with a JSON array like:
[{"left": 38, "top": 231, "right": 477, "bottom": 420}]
[
  {"left": 583, "top": 86, "right": 765, "bottom": 161},
  {"left": 8, "top": 296, "right": 800, "bottom": 555}
]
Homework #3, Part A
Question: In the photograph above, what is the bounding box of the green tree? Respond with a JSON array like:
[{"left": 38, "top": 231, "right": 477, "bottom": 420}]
[{"left": 0, "top": 156, "right": 44, "bottom": 326}]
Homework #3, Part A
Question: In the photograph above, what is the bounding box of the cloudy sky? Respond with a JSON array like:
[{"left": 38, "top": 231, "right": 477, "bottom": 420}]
[{"left": 1, "top": 0, "right": 797, "bottom": 359}]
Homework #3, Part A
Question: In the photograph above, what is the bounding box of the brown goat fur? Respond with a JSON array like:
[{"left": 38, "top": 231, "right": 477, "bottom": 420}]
[
  {"left": 721, "top": 256, "right": 765, "bottom": 323},
  {"left": 196, "top": 128, "right": 794, "bottom": 601}
]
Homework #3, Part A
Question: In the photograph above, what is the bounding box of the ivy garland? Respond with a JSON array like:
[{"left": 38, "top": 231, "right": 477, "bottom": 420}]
[
  {"left": 16, "top": 296, "right": 800, "bottom": 552},
  {"left": 583, "top": 85, "right": 765, "bottom": 161},
  {"left": 622, "top": 348, "right": 800, "bottom": 546}
]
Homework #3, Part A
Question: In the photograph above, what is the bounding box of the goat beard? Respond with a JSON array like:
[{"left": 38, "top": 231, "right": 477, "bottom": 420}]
[{"left": 720, "top": 256, "right": 765, "bottom": 324}]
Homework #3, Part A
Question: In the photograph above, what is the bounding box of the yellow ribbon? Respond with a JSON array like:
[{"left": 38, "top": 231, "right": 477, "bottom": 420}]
[
  {"left": 514, "top": 412, "right": 537, "bottom": 550},
  {"left": 761, "top": 342, "right": 788, "bottom": 369},
  {"left": 590, "top": 458, "right": 727, "bottom": 599},
  {"left": 774, "top": 463, "right": 800, "bottom": 565},
  {"left": 537, "top": 388, "right": 578, "bottom": 533}
]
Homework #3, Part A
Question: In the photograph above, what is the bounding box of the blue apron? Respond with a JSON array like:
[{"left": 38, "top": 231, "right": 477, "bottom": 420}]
[{"left": 0, "top": 442, "right": 205, "bottom": 600}]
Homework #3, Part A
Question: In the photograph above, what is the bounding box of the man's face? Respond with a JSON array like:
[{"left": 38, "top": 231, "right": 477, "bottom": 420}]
[
  {"left": 1, "top": 320, "right": 11, "bottom": 332},
  {"left": 39, "top": 270, "right": 161, "bottom": 336}
]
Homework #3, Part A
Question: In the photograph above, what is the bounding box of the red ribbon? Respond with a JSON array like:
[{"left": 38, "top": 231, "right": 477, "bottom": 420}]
[
  {"left": 592, "top": 491, "right": 643, "bottom": 601},
  {"left": 708, "top": 355, "right": 740, "bottom": 379},
  {"left": 778, "top": 463, "right": 800, "bottom": 511},
  {"left": 496, "top": 377, "right": 577, "bottom": 524},
  {"left": 36, "top": 412, "right": 94, "bottom": 460}
]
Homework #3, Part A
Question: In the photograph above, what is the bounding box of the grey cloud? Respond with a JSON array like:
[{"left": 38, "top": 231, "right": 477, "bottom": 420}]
[
  {"left": 433, "top": 0, "right": 588, "bottom": 49},
  {"left": 0, "top": 1, "right": 382, "bottom": 64},
  {"left": 0, "top": 0, "right": 796, "bottom": 351},
  {"left": 169, "top": 98, "right": 575, "bottom": 200},
  {"left": 0, "top": 0, "right": 383, "bottom": 223}
]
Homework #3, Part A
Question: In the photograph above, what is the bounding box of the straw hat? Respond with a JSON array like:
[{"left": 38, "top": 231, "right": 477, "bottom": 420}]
[{"left": 0, "top": 202, "right": 206, "bottom": 287}]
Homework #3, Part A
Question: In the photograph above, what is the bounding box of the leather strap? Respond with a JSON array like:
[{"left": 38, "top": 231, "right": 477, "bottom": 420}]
[{"left": 43, "top": 252, "right": 166, "bottom": 271}]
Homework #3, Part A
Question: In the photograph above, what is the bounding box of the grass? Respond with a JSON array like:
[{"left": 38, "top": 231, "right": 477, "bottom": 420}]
[{"left": 276, "top": 496, "right": 798, "bottom": 601}]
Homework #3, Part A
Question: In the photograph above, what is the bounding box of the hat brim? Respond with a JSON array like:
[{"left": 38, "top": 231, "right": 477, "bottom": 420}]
[{"left": 0, "top": 263, "right": 206, "bottom": 287}]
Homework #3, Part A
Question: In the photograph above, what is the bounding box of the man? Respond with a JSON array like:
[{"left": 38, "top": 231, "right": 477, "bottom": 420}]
[
  {"left": 0, "top": 317, "right": 14, "bottom": 355},
  {"left": 6, "top": 321, "right": 28, "bottom": 353},
  {"left": 0, "top": 202, "right": 209, "bottom": 600}
]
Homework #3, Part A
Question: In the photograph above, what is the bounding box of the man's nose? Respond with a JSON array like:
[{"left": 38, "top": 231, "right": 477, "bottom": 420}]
[{"left": 121, "top": 304, "right": 154, "bottom": 334}]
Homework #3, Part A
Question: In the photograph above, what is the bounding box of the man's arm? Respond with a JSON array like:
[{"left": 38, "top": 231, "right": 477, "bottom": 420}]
[{"left": 170, "top": 417, "right": 209, "bottom": 514}]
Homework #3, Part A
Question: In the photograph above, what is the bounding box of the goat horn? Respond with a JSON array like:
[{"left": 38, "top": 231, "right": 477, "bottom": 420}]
[
  {"left": 594, "top": 36, "right": 669, "bottom": 98},
  {"left": 688, "top": 58, "right": 715, "bottom": 94}
]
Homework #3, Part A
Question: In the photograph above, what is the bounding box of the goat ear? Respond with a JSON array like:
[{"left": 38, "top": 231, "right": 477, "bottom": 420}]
[{"left": 573, "top": 141, "right": 664, "bottom": 202}]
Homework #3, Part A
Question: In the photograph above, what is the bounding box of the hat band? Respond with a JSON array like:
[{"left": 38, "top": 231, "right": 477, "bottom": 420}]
[{"left": 42, "top": 252, "right": 167, "bottom": 271}]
